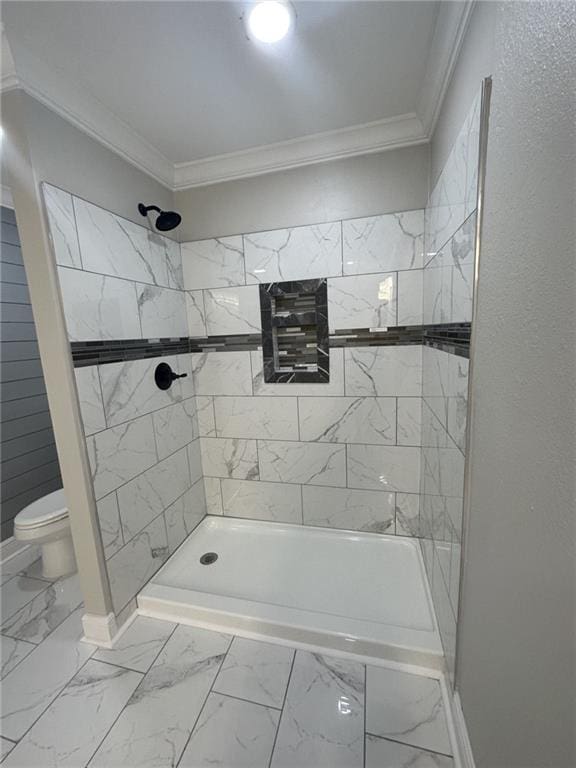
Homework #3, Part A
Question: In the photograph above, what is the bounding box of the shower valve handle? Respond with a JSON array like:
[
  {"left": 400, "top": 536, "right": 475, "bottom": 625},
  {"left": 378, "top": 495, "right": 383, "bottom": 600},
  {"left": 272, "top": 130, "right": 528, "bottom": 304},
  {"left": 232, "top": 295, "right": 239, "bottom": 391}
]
[{"left": 155, "top": 362, "right": 188, "bottom": 390}]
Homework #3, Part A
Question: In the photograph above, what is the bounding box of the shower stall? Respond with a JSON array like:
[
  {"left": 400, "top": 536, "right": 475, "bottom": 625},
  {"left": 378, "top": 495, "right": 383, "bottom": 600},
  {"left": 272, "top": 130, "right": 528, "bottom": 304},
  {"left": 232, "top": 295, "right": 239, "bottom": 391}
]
[{"left": 38, "top": 81, "right": 488, "bottom": 680}]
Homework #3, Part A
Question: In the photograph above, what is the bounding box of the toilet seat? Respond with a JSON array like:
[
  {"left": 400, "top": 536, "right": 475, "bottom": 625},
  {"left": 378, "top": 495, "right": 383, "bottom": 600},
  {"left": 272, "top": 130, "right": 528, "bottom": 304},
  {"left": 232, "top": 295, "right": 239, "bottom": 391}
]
[{"left": 15, "top": 489, "right": 68, "bottom": 531}]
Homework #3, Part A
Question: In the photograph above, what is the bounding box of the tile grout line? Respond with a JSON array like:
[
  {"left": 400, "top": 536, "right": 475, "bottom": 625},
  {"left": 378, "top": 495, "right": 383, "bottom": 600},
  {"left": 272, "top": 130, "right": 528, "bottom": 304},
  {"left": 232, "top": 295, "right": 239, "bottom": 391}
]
[
  {"left": 364, "top": 732, "right": 454, "bottom": 760},
  {"left": 267, "top": 646, "right": 297, "bottom": 768}
]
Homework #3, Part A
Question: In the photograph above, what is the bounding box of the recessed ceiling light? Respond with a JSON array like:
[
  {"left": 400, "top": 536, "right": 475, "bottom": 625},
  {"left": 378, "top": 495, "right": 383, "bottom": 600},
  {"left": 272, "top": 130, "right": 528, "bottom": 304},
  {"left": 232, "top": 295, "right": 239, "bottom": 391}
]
[{"left": 246, "top": 1, "right": 294, "bottom": 44}]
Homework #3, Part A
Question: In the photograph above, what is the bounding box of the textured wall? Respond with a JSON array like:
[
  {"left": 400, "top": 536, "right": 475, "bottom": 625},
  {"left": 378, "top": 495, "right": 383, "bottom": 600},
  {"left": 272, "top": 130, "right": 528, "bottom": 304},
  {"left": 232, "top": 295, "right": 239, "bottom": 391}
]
[
  {"left": 458, "top": 3, "right": 576, "bottom": 767},
  {"left": 1, "top": 205, "right": 62, "bottom": 539}
]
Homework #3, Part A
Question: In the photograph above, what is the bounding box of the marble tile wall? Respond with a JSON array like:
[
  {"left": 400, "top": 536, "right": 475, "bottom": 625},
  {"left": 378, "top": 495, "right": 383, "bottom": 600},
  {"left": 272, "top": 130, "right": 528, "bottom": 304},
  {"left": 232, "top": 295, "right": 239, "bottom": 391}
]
[
  {"left": 420, "top": 88, "right": 481, "bottom": 685},
  {"left": 43, "top": 187, "right": 206, "bottom": 618}
]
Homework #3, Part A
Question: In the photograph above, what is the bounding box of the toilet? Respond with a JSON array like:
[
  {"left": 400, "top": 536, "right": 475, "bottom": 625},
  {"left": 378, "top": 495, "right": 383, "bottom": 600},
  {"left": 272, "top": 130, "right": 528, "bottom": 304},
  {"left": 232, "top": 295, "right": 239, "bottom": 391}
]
[{"left": 14, "top": 489, "right": 77, "bottom": 579}]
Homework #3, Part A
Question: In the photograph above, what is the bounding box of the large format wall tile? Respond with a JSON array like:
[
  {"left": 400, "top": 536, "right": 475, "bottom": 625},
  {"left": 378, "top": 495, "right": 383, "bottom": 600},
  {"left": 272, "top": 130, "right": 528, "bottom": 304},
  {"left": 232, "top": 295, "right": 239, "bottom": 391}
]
[
  {"left": 302, "top": 486, "right": 395, "bottom": 533},
  {"left": 74, "top": 365, "right": 106, "bottom": 435},
  {"left": 347, "top": 444, "right": 420, "bottom": 493},
  {"left": 299, "top": 396, "right": 396, "bottom": 445},
  {"left": 152, "top": 399, "right": 197, "bottom": 460},
  {"left": 73, "top": 197, "right": 176, "bottom": 287},
  {"left": 244, "top": 222, "right": 342, "bottom": 283},
  {"left": 397, "top": 397, "right": 422, "bottom": 446},
  {"left": 136, "top": 284, "right": 187, "bottom": 338},
  {"left": 58, "top": 267, "right": 141, "bottom": 341},
  {"left": 328, "top": 273, "right": 397, "bottom": 330},
  {"left": 204, "top": 477, "right": 223, "bottom": 515},
  {"left": 345, "top": 346, "right": 422, "bottom": 397},
  {"left": 258, "top": 440, "right": 346, "bottom": 487},
  {"left": 186, "top": 290, "right": 207, "bottom": 336},
  {"left": 196, "top": 396, "right": 216, "bottom": 437},
  {"left": 96, "top": 492, "right": 123, "bottom": 559},
  {"left": 397, "top": 269, "right": 423, "bottom": 325},
  {"left": 343, "top": 210, "right": 424, "bottom": 275},
  {"left": 221, "top": 479, "right": 302, "bottom": 524},
  {"left": 201, "top": 437, "right": 259, "bottom": 480},
  {"left": 87, "top": 414, "right": 157, "bottom": 499},
  {"left": 204, "top": 284, "right": 261, "bottom": 335},
  {"left": 116, "top": 448, "right": 191, "bottom": 541},
  {"left": 187, "top": 439, "right": 203, "bottom": 485},
  {"left": 252, "top": 348, "right": 345, "bottom": 397},
  {"left": 182, "top": 236, "right": 245, "bottom": 289},
  {"left": 214, "top": 396, "right": 298, "bottom": 440},
  {"left": 192, "top": 351, "right": 253, "bottom": 396},
  {"left": 165, "top": 479, "right": 206, "bottom": 552},
  {"left": 42, "top": 184, "right": 82, "bottom": 269}
]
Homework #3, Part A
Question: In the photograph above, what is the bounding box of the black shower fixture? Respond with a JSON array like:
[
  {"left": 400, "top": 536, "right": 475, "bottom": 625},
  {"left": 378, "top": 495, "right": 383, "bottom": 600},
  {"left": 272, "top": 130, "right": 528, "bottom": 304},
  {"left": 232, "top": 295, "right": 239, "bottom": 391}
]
[{"left": 138, "top": 203, "right": 182, "bottom": 232}]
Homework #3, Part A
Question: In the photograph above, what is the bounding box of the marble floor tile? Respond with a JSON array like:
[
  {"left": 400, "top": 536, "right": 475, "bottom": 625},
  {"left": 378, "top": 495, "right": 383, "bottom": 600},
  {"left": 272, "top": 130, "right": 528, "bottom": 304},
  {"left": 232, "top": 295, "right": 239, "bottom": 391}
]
[
  {"left": 271, "top": 651, "right": 364, "bottom": 768},
  {"left": 214, "top": 637, "right": 294, "bottom": 709},
  {"left": 0, "top": 551, "right": 44, "bottom": 587},
  {"left": 89, "top": 625, "right": 231, "bottom": 768},
  {"left": 0, "top": 609, "right": 96, "bottom": 741},
  {"left": 1, "top": 574, "right": 83, "bottom": 644},
  {"left": 179, "top": 692, "right": 280, "bottom": 768},
  {"left": 1, "top": 576, "right": 50, "bottom": 623},
  {"left": 366, "top": 666, "right": 452, "bottom": 756},
  {"left": 365, "top": 734, "right": 454, "bottom": 768},
  {"left": 1, "top": 737, "right": 16, "bottom": 762},
  {"left": 2, "top": 659, "right": 142, "bottom": 768},
  {"left": 93, "top": 615, "right": 176, "bottom": 673},
  {"left": 1, "top": 636, "right": 35, "bottom": 679}
]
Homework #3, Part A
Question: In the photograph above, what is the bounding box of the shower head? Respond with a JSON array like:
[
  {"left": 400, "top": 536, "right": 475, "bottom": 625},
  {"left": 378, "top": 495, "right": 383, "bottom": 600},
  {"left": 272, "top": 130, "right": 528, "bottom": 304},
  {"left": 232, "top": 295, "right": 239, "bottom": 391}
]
[{"left": 138, "top": 203, "right": 182, "bottom": 232}]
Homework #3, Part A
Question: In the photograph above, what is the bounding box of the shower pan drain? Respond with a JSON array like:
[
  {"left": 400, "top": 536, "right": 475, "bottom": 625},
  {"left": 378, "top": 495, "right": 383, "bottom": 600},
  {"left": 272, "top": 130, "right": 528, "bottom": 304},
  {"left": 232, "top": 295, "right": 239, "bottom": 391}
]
[{"left": 200, "top": 552, "right": 218, "bottom": 565}]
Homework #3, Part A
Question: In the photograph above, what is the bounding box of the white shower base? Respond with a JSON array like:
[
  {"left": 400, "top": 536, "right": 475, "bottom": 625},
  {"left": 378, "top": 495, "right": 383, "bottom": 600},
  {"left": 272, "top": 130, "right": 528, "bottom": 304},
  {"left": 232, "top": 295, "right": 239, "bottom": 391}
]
[{"left": 138, "top": 517, "right": 443, "bottom": 668}]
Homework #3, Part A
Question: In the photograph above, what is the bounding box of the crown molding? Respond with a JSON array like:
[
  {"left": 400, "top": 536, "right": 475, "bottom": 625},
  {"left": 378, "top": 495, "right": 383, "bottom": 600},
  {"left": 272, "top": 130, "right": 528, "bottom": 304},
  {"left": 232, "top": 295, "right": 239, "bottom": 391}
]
[
  {"left": 174, "top": 113, "right": 427, "bottom": 190},
  {"left": 1, "top": 3, "right": 472, "bottom": 191},
  {"left": 418, "top": 0, "right": 475, "bottom": 136}
]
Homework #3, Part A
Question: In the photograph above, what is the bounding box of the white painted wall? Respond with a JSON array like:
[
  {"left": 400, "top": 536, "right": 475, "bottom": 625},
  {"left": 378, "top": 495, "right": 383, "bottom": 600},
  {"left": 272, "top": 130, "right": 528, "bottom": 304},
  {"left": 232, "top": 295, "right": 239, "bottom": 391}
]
[{"left": 456, "top": 3, "right": 576, "bottom": 766}]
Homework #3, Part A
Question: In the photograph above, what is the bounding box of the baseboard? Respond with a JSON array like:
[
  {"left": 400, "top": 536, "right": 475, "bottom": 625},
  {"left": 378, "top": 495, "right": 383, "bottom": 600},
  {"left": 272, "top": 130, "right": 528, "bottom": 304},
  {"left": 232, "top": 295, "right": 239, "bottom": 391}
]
[
  {"left": 0, "top": 536, "right": 36, "bottom": 562},
  {"left": 81, "top": 611, "right": 119, "bottom": 647},
  {"left": 450, "top": 690, "right": 476, "bottom": 768}
]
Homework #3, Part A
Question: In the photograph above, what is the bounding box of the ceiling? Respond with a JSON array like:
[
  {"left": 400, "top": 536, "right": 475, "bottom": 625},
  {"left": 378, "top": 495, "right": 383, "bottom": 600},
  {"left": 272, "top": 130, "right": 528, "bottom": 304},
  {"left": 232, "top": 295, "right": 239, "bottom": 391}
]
[{"left": 1, "top": 1, "right": 473, "bottom": 189}]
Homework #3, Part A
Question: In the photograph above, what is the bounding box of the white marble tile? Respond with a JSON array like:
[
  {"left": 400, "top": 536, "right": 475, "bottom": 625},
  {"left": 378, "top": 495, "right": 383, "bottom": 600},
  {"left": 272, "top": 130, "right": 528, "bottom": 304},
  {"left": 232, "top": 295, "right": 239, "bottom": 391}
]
[
  {"left": 152, "top": 398, "right": 197, "bottom": 460},
  {"left": 447, "top": 355, "right": 469, "bottom": 453},
  {"left": 182, "top": 236, "right": 245, "bottom": 290},
  {"left": 251, "top": 348, "right": 345, "bottom": 397},
  {"left": 1, "top": 737, "right": 15, "bottom": 761},
  {"left": 328, "top": 273, "right": 397, "bottom": 330},
  {"left": 1, "top": 636, "right": 35, "bottom": 679},
  {"left": 423, "top": 262, "right": 452, "bottom": 324},
  {"left": 3, "top": 659, "right": 142, "bottom": 768},
  {"left": 303, "top": 486, "right": 395, "bottom": 533},
  {"left": 271, "top": 650, "right": 364, "bottom": 768},
  {"left": 204, "top": 477, "right": 223, "bottom": 515},
  {"left": 343, "top": 210, "right": 424, "bottom": 275},
  {"left": 74, "top": 197, "right": 172, "bottom": 286},
  {"left": 365, "top": 734, "right": 454, "bottom": 768},
  {"left": 74, "top": 365, "right": 106, "bottom": 435},
  {"left": 214, "top": 396, "right": 298, "bottom": 440},
  {"left": 214, "top": 637, "right": 294, "bottom": 709},
  {"left": 192, "top": 351, "right": 253, "bottom": 396},
  {"left": 42, "top": 184, "right": 82, "bottom": 268},
  {"left": 0, "top": 550, "right": 44, "bottom": 588},
  {"left": 258, "top": 440, "right": 345, "bottom": 487},
  {"left": 1, "top": 574, "right": 82, "bottom": 645},
  {"left": 136, "top": 284, "right": 188, "bottom": 338},
  {"left": 97, "top": 491, "right": 123, "bottom": 559},
  {"left": 0, "top": 609, "right": 96, "bottom": 741},
  {"left": 1, "top": 576, "right": 50, "bottom": 623},
  {"left": 180, "top": 692, "right": 279, "bottom": 767},
  {"left": 165, "top": 239, "right": 183, "bottom": 290},
  {"left": 117, "top": 448, "right": 190, "bottom": 541},
  {"left": 107, "top": 514, "right": 169, "bottom": 614},
  {"left": 196, "top": 396, "right": 216, "bottom": 436},
  {"left": 90, "top": 625, "right": 231, "bottom": 768},
  {"left": 87, "top": 414, "right": 157, "bottom": 499},
  {"left": 201, "top": 437, "right": 259, "bottom": 480},
  {"left": 366, "top": 666, "right": 452, "bottom": 755},
  {"left": 204, "top": 284, "right": 262, "bottom": 335},
  {"left": 94, "top": 615, "right": 176, "bottom": 673},
  {"left": 397, "top": 397, "right": 422, "bottom": 446},
  {"left": 427, "top": 146, "right": 466, "bottom": 257},
  {"left": 347, "top": 444, "right": 420, "bottom": 493},
  {"left": 99, "top": 354, "right": 189, "bottom": 427},
  {"left": 165, "top": 479, "right": 207, "bottom": 552},
  {"left": 186, "top": 290, "right": 207, "bottom": 336},
  {"left": 395, "top": 493, "right": 421, "bottom": 537},
  {"left": 345, "top": 346, "right": 422, "bottom": 397},
  {"left": 398, "top": 269, "right": 424, "bottom": 325},
  {"left": 187, "top": 439, "right": 204, "bottom": 484},
  {"left": 245, "top": 222, "right": 342, "bottom": 283},
  {"left": 299, "top": 396, "right": 396, "bottom": 445},
  {"left": 57, "top": 267, "right": 141, "bottom": 341},
  {"left": 451, "top": 261, "right": 474, "bottom": 323},
  {"left": 221, "top": 479, "right": 302, "bottom": 524}
]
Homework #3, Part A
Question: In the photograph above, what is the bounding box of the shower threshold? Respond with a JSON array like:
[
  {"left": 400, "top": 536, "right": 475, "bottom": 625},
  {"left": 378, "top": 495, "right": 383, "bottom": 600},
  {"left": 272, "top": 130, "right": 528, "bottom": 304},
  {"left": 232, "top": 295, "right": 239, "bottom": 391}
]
[{"left": 138, "top": 516, "right": 443, "bottom": 669}]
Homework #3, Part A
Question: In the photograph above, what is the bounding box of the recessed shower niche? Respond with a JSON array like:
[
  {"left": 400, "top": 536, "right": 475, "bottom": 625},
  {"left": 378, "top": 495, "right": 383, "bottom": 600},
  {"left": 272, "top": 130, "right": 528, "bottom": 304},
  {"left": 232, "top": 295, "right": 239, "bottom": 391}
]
[{"left": 259, "top": 279, "right": 329, "bottom": 383}]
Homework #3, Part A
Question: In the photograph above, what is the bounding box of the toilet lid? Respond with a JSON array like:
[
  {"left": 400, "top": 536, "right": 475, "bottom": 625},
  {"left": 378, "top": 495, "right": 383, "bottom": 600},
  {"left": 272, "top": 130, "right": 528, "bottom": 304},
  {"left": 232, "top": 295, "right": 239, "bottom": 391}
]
[{"left": 15, "top": 489, "right": 68, "bottom": 529}]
